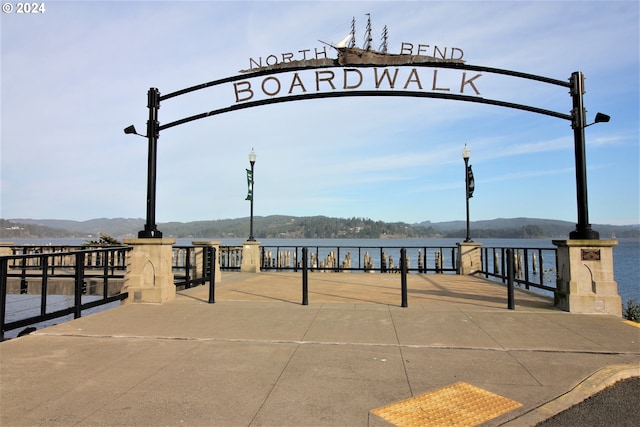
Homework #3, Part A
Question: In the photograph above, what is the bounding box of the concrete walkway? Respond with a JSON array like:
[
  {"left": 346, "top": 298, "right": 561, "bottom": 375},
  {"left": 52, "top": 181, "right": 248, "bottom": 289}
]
[{"left": 1, "top": 272, "right": 638, "bottom": 426}]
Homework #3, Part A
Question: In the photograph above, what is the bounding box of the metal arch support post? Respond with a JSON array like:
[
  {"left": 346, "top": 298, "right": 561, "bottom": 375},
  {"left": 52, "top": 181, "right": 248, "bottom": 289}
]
[
  {"left": 139, "top": 87, "right": 163, "bottom": 238},
  {"left": 569, "top": 72, "right": 599, "bottom": 240}
]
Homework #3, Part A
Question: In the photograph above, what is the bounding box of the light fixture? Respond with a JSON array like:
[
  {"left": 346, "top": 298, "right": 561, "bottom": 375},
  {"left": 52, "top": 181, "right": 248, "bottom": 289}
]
[
  {"left": 584, "top": 112, "right": 610, "bottom": 127},
  {"left": 461, "top": 144, "right": 470, "bottom": 160},
  {"left": 123, "top": 125, "right": 144, "bottom": 137}
]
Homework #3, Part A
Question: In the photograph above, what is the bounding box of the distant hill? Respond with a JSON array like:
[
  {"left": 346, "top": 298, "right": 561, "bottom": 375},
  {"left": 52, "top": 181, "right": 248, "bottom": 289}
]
[
  {"left": 3, "top": 216, "right": 639, "bottom": 240},
  {"left": 420, "top": 217, "right": 638, "bottom": 239},
  {"left": 0, "top": 219, "right": 77, "bottom": 238},
  {"left": 2, "top": 218, "right": 145, "bottom": 239}
]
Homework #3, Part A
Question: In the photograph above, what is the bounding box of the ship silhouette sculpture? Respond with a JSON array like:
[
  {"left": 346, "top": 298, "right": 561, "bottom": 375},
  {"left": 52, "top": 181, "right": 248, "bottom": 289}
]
[{"left": 240, "top": 14, "right": 464, "bottom": 74}]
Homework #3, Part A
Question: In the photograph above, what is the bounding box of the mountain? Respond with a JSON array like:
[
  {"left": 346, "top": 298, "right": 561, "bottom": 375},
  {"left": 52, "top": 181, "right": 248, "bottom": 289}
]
[
  {"left": 4, "top": 218, "right": 145, "bottom": 238},
  {"left": 0, "top": 219, "right": 77, "bottom": 238},
  {"left": 3, "top": 216, "right": 639, "bottom": 240},
  {"left": 416, "top": 217, "right": 638, "bottom": 239},
  {"left": 417, "top": 217, "right": 573, "bottom": 231}
]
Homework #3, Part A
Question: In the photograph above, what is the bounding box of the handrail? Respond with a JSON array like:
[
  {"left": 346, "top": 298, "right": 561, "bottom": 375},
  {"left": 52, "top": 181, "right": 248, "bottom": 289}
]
[
  {"left": 258, "top": 245, "right": 458, "bottom": 273},
  {"left": 478, "top": 246, "right": 557, "bottom": 293},
  {"left": 1, "top": 246, "right": 131, "bottom": 341},
  {"left": 172, "top": 245, "right": 217, "bottom": 290}
]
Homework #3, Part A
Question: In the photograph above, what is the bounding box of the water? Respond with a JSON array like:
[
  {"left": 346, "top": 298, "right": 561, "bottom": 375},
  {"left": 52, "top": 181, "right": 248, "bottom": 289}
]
[
  {"left": 3, "top": 238, "right": 638, "bottom": 340},
  {"left": 611, "top": 238, "right": 640, "bottom": 304},
  {"left": 2, "top": 295, "right": 120, "bottom": 340}
]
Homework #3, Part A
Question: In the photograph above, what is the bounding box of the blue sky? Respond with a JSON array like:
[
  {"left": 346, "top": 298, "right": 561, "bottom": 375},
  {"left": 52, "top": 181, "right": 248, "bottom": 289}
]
[{"left": 1, "top": 0, "right": 638, "bottom": 226}]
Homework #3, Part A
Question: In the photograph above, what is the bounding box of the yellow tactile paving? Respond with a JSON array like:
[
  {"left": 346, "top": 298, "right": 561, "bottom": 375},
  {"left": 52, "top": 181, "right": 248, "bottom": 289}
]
[
  {"left": 370, "top": 382, "right": 523, "bottom": 427},
  {"left": 622, "top": 320, "right": 640, "bottom": 328}
]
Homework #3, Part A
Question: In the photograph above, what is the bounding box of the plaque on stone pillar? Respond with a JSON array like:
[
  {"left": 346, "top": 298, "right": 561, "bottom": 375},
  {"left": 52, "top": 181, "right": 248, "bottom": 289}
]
[{"left": 581, "top": 249, "right": 601, "bottom": 261}]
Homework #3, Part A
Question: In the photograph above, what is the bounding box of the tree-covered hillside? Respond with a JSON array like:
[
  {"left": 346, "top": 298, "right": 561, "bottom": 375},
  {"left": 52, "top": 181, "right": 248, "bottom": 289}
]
[{"left": 4, "top": 216, "right": 639, "bottom": 239}]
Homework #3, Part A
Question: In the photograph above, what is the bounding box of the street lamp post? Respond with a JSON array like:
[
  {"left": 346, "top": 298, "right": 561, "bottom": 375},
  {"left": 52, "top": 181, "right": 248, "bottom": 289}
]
[
  {"left": 248, "top": 149, "right": 256, "bottom": 241},
  {"left": 462, "top": 144, "right": 472, "bottom": 243}
]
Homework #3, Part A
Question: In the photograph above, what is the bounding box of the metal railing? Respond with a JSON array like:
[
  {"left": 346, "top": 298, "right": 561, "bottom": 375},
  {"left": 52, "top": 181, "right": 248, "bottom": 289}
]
[
  {"left": 1, "top": 246, "right": 131, "bottom": 341},
  {"left": 219, "top": 246, "right": 242, "bottom": 270},
  {"left": 258, "top": 245, "right": 458, "bottom": 273},
  {"left": 298, "top": 246, "right": 411, "bottom": 307},
  {"left": 478, "top": 246, "right": 558, "bottom": 294},
  {"left": 215, "top": 243, "right": 558, "bottom": 295},
  {"left": 172, "top": 246, "right": 216, "bottom": 290}
]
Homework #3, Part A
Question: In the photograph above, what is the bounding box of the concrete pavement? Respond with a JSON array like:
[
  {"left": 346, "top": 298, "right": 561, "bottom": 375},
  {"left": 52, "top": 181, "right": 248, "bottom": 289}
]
[{"left": 1, "top": 272, "right": 638, "bottom": 426}]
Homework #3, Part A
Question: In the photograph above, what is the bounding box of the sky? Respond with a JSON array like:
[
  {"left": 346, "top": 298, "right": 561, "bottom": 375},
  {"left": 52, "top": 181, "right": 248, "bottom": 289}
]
[{"left": 1, "top": 0, "right": 638, "bottom": 227}]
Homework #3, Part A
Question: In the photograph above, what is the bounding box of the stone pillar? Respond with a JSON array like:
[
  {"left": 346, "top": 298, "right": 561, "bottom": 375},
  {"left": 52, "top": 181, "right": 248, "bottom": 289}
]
[
  {"left": 457, "top": 242, "right": 482, "bottom": 275},
  {"left": 241, "top": 241, "right": 261, "bottom": 273},
  {"left": 122, "top": 238, "right": 176, "bottom": 303},
  {"left": 553, "top": 239, "right": 621, "bottom": 316},
  {"left": 192, "top": 241, "right": 221, "bottom": 283},
  {"left": 0, "top": 242, "right": 14, "bottom": 257}
]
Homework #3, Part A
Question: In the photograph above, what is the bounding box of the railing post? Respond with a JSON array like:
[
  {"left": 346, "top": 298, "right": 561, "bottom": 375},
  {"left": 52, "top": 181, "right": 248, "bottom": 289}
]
[
  {"left": 74, "top": 252, "right": 86, "bottom": 319},
  {"left": 302, "top": 247, "right": 308, "bottom": 305},
  {"left": 103, "top": 250, "right": 110, "bottom": 297},
  {"left": 208, "top": 247, "right": 216, "bottom": 304},
  {"left": 1, "top": 257, "right": 8, "bottom": 341},
  {"left": 506, "top": 248, "right": 515, "bottom": 310},
  {"left": 40, "top": 256, "right": 49, "bottom": 316},
  {"left": 523, "top": 249, "right": 530, "bottom": 290},
  {"left": 19, "top": 256, "right": 27, "bottom": 294},
  {"left": 401, "top": 248, "right": 408, "bottom": 308},
  {"left": 184, "top": 247, "right": 192, "bottom": 288}
]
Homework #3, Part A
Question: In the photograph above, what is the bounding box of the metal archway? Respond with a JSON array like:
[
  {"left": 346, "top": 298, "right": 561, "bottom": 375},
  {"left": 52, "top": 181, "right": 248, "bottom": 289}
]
[{"left": 125, "top": 61, "right": 607, "bottom": 240}]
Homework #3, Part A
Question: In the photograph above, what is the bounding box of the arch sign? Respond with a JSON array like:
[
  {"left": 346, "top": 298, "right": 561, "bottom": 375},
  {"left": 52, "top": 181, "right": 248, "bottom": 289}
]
[{"left": 125, "top": 18, "right": 608, "bottom": 240}]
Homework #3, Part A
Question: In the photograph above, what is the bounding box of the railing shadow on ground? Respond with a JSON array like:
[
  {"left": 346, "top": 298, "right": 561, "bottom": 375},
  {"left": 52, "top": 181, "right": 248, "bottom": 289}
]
[
  {"left": 178, "top": 268, "right": 556, "bottom": 311},
  {"left": 215, "top": 244, "right": 557, "bottom": 304},
  {"left": 410, "top": 274, "right": 555, "bottom": 310}
]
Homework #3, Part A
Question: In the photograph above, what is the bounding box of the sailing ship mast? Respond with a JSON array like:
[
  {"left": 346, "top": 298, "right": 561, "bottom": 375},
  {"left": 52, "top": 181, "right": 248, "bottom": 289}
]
[
  {"left": 363, "top": 13, "right": 373, "bottom": 51},
  {"left": 379, "top": 25, "right": 388, "bottom": 54},
  {"left": 348, "top": 16, "right": 356, "bottom": 48}
]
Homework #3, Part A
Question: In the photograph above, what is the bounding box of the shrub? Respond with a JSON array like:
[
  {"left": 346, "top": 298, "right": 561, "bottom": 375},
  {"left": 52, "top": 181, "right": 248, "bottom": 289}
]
[{"left": 622, "top": 299, "right": 640, "bottom": 322}]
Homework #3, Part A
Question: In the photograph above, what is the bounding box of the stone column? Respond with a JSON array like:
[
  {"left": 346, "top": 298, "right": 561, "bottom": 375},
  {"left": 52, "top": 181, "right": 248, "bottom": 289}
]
[
  {"left": 553, "top": 239, "right": 621, "bottom": 316},
  {"left": 192, "top": 241, "right": 221, "bottom": 283},
  {"left": 122, "top": 238, "right": 176, "bottom": 303},
  {"left": 241, "top": 241, "right": 261, "bottom": 273},
  {"left": 457, "top": 242, "right": 482, "bottom": 275}
]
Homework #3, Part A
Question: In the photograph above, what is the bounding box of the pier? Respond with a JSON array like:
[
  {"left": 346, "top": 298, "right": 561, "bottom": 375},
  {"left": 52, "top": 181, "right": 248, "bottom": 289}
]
[{"left": 1, "top": 271, "right": 638, "bottom": 426}]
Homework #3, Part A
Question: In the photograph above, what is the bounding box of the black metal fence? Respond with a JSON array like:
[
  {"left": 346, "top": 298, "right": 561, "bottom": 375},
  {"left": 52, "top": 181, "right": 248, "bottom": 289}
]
[
  {"left": 1, "top": 246, "right": 130, "bottom": 341},
  {"left": 172, "top": 245, "right": 216, "bottom": 290},
  {"left": 478, "top": 246, "right": 558, "bottom": 294},
  {"left": 218, "top": 243, "right": 558, "bottom": 297},
  {"left": 258, "top": 245, "right": 458, "bottom": 273},
  {"left": 219, "top": 246, "right": 242, "bottom": 270},
  {"left": 298, "top": 246, "right": 411, "bottom": 307}
]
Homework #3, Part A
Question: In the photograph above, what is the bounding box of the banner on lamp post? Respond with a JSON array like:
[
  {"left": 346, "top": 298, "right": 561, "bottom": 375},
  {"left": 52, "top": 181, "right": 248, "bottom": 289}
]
[
  {"left": 245, "top": 169, "right": 253, "bottom": 201},
  {"left": 467, "top": 165, "right": 475, "bottom": 199}
]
